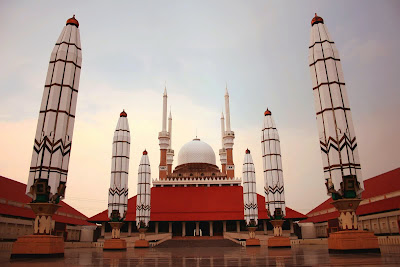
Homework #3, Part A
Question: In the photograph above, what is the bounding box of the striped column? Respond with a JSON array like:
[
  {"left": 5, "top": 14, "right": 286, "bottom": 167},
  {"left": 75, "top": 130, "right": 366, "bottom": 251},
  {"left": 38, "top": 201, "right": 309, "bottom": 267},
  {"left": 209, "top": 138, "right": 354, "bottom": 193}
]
[
  {"left": 242, "top": 149, "right": 258, "bottom": 226},
  {"left": 26, "top": 16, "right": 82, "bottom": 203},
  {"left": 261, "top": 109, "right": 286, "bottom": 218},
  {"left": 136, "top": 150, "right": 151, "bottom": 228},
  {"left": 309, "top": 14, "right": 363, "bottom": 198},
  {"left": 108, "top": 111, "right": 130, "bottom": 220}
]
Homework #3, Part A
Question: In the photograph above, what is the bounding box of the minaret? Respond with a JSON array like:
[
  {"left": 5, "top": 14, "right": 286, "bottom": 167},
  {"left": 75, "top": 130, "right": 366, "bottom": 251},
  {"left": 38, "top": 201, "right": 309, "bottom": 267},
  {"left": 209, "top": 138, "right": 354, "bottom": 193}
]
[
  {"left": 104, "top": 110, "right": 130, "bottom": 250},
  {"left": 219, "top": 112, "right": 227, "bottom": 174},
  {"left": 107, "top": 110, "right": 130, "bottom": 222},
  {"left": 309, "top": 14, "right": 363, "bottom": 200},
  {"left": 261, "top": 109, "right": 286, "bottom": 219},
  {"left": 12, "top": 15, "right": 82, "bottom": 258},
  {"left": 223, "top": 87, "right": 235, "bottom": 178},
  {"left": 242, "top": 149, "right": 258, "bottom": 226},
  {"left": 166, "top": 110, "right": 174, "bottom": 175},
  {"left": 135, "top": 150, "right": 151, "bottom": 248},
  {"left": 158, "top": 87, "right": 169, "bottom": 179},
  {"left": 308, "top": 15, "right": 377, "bottom": 253}
]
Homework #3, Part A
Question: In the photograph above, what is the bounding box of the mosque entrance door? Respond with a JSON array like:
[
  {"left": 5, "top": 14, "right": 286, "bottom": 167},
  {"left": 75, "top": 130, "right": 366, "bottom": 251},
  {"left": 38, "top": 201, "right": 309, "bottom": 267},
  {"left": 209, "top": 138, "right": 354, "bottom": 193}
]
[
  {"left": 186, "top": 222, "right": 195, "bottom": 236},
  {"left": 172, "top": 222, "right": 182, "bottom": 236},
  {"left": 213, "top": 221, "right": 223, "bottom": 236},
  {"left": 199, "top": 222, "right": 210, "bottom": 236}
]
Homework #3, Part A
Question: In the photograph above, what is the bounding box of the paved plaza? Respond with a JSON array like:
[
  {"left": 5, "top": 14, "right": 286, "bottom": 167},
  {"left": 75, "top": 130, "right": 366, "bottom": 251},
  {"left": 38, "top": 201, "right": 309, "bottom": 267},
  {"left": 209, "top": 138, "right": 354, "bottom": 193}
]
[{"left": 2, "top": 245, "right": 400, "bottom": 266}]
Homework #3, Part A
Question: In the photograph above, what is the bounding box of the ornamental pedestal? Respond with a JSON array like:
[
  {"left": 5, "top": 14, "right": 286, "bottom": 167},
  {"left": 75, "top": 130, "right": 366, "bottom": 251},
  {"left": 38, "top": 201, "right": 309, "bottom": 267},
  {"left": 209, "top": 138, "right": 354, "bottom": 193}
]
[
  {"left": 11, "top": 203, "right": 64, "bottom": 258},
  {"left": 328, "top": 199, "right": 380, "bottom": 253},
  {"left": 268, "top": 220, "right": 291, "bottom": 248},
  {"left": 134, "top": 228, "right": 149, "bottom": 248},
  {"left": 246, "top": 226, "right": 260, "bottom": 246},
  {"left": 103, "top": 222, "right": 127, "bottom": 250}
]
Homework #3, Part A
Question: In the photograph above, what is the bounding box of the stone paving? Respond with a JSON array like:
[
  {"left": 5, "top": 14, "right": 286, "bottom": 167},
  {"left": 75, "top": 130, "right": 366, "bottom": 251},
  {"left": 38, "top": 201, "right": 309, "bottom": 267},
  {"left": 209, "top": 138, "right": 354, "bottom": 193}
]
[{"left": 1, "top": 245, "right": 400, "bottom": 266}]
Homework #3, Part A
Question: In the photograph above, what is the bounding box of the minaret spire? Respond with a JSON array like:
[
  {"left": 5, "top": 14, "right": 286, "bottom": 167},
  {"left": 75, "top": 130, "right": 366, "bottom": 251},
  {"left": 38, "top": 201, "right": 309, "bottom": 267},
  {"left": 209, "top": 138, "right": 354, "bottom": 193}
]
[
  {"left": 220, "top": 111, "right": 225, "bottom": 148},
  {"left": 219, "top": 111, "right": 227, "bottom": 174},
  {"left": 166, "top": 109, "right": 174, "bottom": 175},
  {"left": 222, "top": 86, "right": 235, "bottom": 178},
  {"left": 159, "top": 86, "right": 170, "bottom": 179},
  {"left": 225, "top": 86, "right": 231, "bottom": 132},
  {"left": 168, "top": 110, "right": 172, "bottom": 148},
  {"left": 162, "top": 86, "right": 168, "bottom": 133}
]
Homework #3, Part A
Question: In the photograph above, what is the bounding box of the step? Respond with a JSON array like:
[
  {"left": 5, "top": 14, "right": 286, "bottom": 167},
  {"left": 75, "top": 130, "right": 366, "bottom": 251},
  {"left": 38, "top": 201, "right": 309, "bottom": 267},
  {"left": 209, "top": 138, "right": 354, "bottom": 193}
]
[{"left": 156, "top": 238, "right": 241, "bottom": 248}]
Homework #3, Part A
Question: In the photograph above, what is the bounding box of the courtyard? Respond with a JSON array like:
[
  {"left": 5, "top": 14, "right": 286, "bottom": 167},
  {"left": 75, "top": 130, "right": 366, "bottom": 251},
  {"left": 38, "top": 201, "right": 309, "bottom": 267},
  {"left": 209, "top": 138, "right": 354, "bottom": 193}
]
[{"left": 2, "top": 244, "right": 400, "bottom": 266}]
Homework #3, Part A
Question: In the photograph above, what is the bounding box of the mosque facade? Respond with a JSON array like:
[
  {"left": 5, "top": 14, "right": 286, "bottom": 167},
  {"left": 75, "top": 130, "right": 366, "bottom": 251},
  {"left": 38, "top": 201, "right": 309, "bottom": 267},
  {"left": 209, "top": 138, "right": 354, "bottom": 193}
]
[{"left": 88, "top": 88, "right": 307, "bottom": 239}]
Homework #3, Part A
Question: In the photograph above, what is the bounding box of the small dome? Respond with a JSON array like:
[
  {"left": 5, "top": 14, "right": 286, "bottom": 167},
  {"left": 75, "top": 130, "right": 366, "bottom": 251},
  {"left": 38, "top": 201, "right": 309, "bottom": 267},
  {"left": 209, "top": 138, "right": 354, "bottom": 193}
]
[
  {"left": 177, "top": 139, "right": 216, "bottom": 166},
  {"left": 66, "top": 15, "right": 79, "bottom": 28},
  {"left": 311, "top": 13, "right": 324, "bottom": 26},
  {"left": 143, "top": 149, "right": 148, "bottom": 155}
]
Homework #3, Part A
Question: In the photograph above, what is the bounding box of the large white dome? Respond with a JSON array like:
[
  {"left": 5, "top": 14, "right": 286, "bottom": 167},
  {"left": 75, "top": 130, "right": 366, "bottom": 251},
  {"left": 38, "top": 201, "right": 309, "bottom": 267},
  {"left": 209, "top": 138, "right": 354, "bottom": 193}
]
[{"left": 177, "top": 139, "right": 216, "bottom": 166}]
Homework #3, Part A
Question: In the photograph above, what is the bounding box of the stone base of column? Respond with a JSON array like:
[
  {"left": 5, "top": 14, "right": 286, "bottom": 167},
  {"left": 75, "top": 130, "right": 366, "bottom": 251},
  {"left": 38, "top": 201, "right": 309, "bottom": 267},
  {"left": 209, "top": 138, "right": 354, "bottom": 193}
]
[
  {"left": 103, "top": 238, "right": 127, "bottom": 250},
  {"left": 11, "top": 235, "right": 64, "bottom": 258},
  {"left": 268, "top": 236, "right": 291, "bottom": 248},
  {"left": 246, "top": 238, "right": 260, "bottom": 246},
  {"left": 328, "top": 230, "right": 380, "bottom": 253},
  {"left": 134, "top": 239, "right": 150, "bottom": 248}
]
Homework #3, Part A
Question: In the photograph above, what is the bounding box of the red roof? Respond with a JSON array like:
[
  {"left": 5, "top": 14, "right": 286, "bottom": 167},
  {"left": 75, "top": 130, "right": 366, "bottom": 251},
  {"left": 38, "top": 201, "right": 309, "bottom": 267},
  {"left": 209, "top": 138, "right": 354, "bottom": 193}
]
[
  {"left": 303, "top": 168, "right": 400, "bottom": 223},
  {"left": 88, "top": 186, "right": 307, "bottom": 222},
  {"left": 362, "top": 168, "right": 400, "bottom": 199},
  {"left": 0, "top": 175, "right": 92, "bottom": 226}
]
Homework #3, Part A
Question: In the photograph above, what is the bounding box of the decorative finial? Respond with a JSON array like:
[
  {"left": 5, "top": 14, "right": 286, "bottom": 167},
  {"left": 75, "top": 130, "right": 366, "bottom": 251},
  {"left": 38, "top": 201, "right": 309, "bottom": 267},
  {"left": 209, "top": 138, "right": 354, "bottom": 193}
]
[
  {"left": 246, "top": 148, "right": 251, "bottom": 154},
  {"left": 120, "top": 109, "right": 127, "bottom": 117},
  {"left": 143, "top": 149, "right": 148, "bottom": 155},
  {"left": 264, "top": 108, "right": 271, "bottom": 116},
  {"left": 311, "top": 13, "right": 324, "bottom": 26},
  {"left": 66, "top": 15, "right": 79, "bottom": 28}
]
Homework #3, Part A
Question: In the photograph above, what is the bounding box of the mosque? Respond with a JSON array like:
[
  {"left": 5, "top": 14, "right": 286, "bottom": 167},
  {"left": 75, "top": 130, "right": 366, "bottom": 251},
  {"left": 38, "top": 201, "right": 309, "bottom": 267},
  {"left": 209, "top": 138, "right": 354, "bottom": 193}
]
[
  {"left": 88, "top": 88, "right": 307, "bottom": 239},
  {"left": 5, "top": 13, "right": 400, "bottom": 258}
]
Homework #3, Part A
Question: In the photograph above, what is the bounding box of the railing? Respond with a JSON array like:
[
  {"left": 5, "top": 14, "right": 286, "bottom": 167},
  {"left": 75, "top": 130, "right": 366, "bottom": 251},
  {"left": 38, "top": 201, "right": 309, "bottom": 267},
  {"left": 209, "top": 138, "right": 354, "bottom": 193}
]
[
  {"left": 223, "top": 232, "right": 246, "bottom": 247},
  {"left": 149, "top": 233, "right": 172, "bottom": 247}
]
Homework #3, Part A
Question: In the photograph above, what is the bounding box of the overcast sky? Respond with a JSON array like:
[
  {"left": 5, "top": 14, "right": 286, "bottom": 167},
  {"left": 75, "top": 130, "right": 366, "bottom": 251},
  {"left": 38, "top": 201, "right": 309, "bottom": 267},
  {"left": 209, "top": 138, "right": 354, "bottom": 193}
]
[{"left": 0, "top": 1, "right": 399, "bottom": 217}]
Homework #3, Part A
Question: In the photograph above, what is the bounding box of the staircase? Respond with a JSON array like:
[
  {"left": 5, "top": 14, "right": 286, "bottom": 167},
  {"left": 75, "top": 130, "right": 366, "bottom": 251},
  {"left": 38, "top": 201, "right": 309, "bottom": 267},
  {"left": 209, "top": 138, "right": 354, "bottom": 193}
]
[{"left": 156, "top": 237, "right": 241, "bottom": 248}]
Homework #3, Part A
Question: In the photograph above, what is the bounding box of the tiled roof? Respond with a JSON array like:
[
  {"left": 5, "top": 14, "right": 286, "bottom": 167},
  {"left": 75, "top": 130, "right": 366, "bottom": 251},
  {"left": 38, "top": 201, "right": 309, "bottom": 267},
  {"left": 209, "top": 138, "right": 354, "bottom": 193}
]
[
  {"left": 303, "top": 168, "right": 400, "bottom": 223},
  {"left": 88, "top": 186, "right": 307, "bottom": 223},
  {"left": 0, "top": 175, "right": 93, "bottom": 226}
]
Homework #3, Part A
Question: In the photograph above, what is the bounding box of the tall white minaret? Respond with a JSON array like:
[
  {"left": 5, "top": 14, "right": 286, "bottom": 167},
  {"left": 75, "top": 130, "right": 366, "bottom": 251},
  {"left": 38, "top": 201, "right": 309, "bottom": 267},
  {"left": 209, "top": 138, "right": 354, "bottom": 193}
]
[
  {"left": 158, "top": 87, "right": 170, "bottom": 179},
  {"left": 168, "top": 111, "right": 172, "bottom": 148},
  {"left": 223, "top": 87, "right": 235, "bottom": 178},
  {"left": 220, "top": 111, "right": 225, "bottom": 148},
  {"left": 242, "top": 149, "right": 258, "bottom": 226},
  {"left": 261, "top": 109, "right": 286, "bottom": 219},
  {"left": 162, "top": 87, "right": 168, "bottom": 133},
  {"left": 219, "top": 112, "right": 227, "bottom": 174},
  {"left": 166, "top": 110, "right": 174, "bottom": 174},
  {"left": 108, "top": 110, "right": 130, "bottom": 221},
  {"left": 309, "top": 14, "right": 363, "bottom": 199},
  {"left": 224, "top": 88, "right": 231, "bottom": 131},
  {"left": 26, "top": 15, "right": 82, "bottom": 206},
  {"left": 136, "top": 150, "right": 151, "bottom": 229}
]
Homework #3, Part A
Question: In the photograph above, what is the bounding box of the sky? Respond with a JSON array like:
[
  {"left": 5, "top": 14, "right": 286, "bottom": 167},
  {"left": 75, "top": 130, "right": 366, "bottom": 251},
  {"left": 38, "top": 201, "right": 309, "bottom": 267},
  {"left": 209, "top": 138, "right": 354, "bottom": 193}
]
[{"left": 0, "top": 1, "right": 399, "bottom": 218}]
